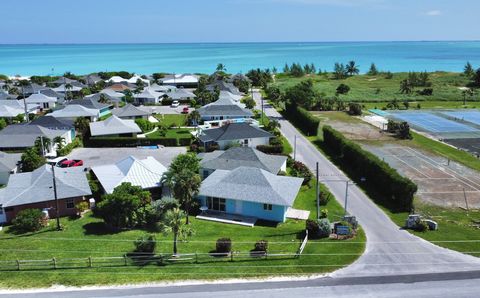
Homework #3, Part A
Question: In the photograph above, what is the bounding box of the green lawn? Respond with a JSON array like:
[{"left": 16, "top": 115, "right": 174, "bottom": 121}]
[
  {"left": 381, "top": 201, "right": 480, "bottom": 258},
  {"left": 146, "top": 128, "right": 193, "bottom": 139},
  {"left": 273, "top": 72, "right": 475, "bottom": 103},
  {"left": 154, "top": 114, "right": 188, "bottom": 127},
  {"left": 0, "top": 180, "right": 365, "bottom": 288},
  {"left": 361, "top": 101, "right": 479, "bottom": 110}
]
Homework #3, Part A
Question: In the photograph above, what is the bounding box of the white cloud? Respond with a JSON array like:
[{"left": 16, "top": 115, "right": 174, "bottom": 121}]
[{"left": 425, "top": 10, "right": 442, "bottom": 16}]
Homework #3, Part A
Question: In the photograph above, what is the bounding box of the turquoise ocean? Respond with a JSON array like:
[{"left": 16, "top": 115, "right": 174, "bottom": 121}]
[{"left": 0, "top": 41, "right": 479, "bottom": 76}]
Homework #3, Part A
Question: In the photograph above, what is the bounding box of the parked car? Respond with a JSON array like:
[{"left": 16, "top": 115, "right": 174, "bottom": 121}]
[
  {"left": 181, "top": 107, "right": 189, "bottom": 114},
  {"left": 59, "top": 159, "right": 84, "bottom": 168},
  {"left": 171, "top": 101, "right": 180, "bottom": 108},
  {"left": 47, "top": 157, "right": 67, "bottom": 167}
]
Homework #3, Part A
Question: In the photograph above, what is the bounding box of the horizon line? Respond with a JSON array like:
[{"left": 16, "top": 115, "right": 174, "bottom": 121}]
[{"left": 1, "top": 39, "right": 480, "bottom": 46}]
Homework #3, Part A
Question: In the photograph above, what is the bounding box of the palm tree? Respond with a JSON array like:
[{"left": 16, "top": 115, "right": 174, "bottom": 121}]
[
  {"left": 98, "top": 93, "right": 110, "bottom": 104},
  {"left": 53, "top": 136, "right": 66, "bottom": 150},
  {"left": 346, "top": 61, "right": 360, "bottom": 76},
  {"left": 399, "top": 79, "right": 413, "bottom": 94},
  {"left": 462, "top": 88, "right": 474, "bottom": 105},
  {"left": 34, "top": 136, "right": 51, "bottom": 156},
  {"left": 65, "top": 83, "right": 73, "bottom": 101},
  {"left": 18, "top": 80, "right": 30, "bottom": 122},
  {"left": 160, "top": 208, "right": 194, "bottom": 255},
  {"left": 187, "top": 110, "right": 201, "bottom": 126},
  {"left": 216, "top": 63, "right": 226, "bottom": 72},
  {"left": 74, "top": 117, "right": 90, "bottom": 137}
]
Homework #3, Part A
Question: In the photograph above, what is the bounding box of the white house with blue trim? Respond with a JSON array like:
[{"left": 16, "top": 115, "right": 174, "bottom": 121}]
[{"left": 198, "top": 167, "right": 303, "bottom": 223}]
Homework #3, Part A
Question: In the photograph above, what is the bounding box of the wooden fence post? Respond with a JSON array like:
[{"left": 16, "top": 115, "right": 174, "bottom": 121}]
[
  {"left": 88, "top": 257, "right": 92, "bottom": 268},
  {"left": 124, "top": 254, "right": 128, "bottom": 266},
  {"left": 16, "top": 260, "right": 20, "bottom": 271},
  {"left": 52, "top": 258, "right": 57, "bottom": 269}
]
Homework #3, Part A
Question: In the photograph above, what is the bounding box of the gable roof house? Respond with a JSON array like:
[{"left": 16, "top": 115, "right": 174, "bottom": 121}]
[
  {"left": 164, "top": 88, "right": 196, "bottom": 101},
  {"left": 40, "top": 89, "right": 65, "bottom": 104},
  {"left": 0, "top": 100, "right": 36, "bottom": 119},
  {"left": 0, "top": 165, "right": 92, "bottom": 223},
  {"left": 197, "top": 94, "right": 253, "bottom": 122},
  {"left": 89, "top": 115, "right": 141, "bottom": 137},
  {"left": 133, "top": 88, "right": 164, "bottom": 105},
  {"left": 86, "top": 92, "right": 121, "bottom": 108},
  {"left": 69, "top": 98, "right": 112, "bottom": 117},
  {"left": 199, "top": 147, "right": 287, "bottom": 179},
  {"left": 198, "top": 167, "right": 303, "bottom": 223},
  {"left": 112, "top": 104, "right": 152, "bottom": 120},
  {"left": 100, "top": 88, "right": 125, "bottom": 99},
  {"left": 20, "top": 83, "right": 48, "bottom": 96},
  {"left": 198, "top": 122, "right": 272, "bottom": 150},
  {"left": 91, "top": 156, "right": 167, "bottom": 195},
  {"left": 50, "top": 104, "right": 100, "bottom": 122},
  {"left": 0, "top": 151, "right": 21, "bottom": 185},
  {"left": 25, "top": 93, "right": 57, "bottom": 110},
  {"left": 206, "top": 80, "right": 242, "bottom": 95},
  {"left": 52, "top": 84, "right": 83, "bottom": 94}
]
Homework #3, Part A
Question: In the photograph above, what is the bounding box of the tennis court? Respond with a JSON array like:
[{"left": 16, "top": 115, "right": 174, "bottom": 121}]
[
  {"left": 442, "top": 110, "right": 480, "bottom": 126},
  {"left": 391, "top": 112, "right": 478, "bottom": 133},
  {"left": 363, "top": 143, "right": 480, "bottom": 208}
]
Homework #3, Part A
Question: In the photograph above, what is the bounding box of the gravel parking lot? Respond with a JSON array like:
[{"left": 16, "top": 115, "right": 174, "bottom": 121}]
[{"left": 66, "top": 147, "right": 186, "bottom": 168}]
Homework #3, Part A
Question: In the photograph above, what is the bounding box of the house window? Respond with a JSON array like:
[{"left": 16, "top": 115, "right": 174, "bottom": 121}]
[
  {"left": 263, "top": 204, "right": 273, "bottom": 211},
  {"left": 0, "top": 208, "right": 3, "bottom": 215},
  {"left": 243, "top": 139, "right": 249, "bottom": 146},
  {"left": 66, "top": 198, "right": 75, "bottom": 209},
  {"left": 207, "top": 197, "right": 226, "bottom": 212}
]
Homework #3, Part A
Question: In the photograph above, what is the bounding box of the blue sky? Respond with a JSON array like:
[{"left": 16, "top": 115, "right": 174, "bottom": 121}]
[{"left": 1, "top": 0, "right": 479, "bottom": 43}]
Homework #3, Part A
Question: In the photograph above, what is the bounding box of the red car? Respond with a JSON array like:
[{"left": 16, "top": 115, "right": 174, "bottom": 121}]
[
  {"left": 181, "top": 107, "right": 189, "bottom": 114},
  {"left": 59, "top": 159, "right": 84, "bottom": 168}
]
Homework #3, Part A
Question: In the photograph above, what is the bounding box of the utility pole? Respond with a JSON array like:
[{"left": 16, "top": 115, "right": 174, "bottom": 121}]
[
  {"left": 40, "top": 136, "right": 45, "bottom": 157},
  {"left": 316, "top": 162, "right": 319, "bottom": 220},
  {"left": 51, "top": 164, "right": 61, "bottom": 231},
  {"left": 21, "top": 86, "right": 28, "bottom": 123},
  {"left": 294, "top": 135, "right": 297, "bottom": 161},
  {"left": 344, "top": 181, "right": 350, "bottom": 217}
]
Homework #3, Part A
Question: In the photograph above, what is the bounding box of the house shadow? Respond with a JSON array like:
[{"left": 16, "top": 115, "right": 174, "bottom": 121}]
[{"left": 254, "top": 220, "right": 278, "bottom": 228}]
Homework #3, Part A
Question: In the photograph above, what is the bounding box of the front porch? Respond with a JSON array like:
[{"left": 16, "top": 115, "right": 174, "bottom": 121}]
[{"left": 196, "top": 210, "right": 257, "bottom": 227}]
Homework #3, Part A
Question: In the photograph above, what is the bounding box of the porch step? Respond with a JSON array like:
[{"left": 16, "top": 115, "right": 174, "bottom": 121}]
[{"left": 286, "top": 208, "right": 310, "bottom": 220}]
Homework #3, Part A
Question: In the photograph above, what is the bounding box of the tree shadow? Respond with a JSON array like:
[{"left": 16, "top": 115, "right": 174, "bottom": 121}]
[{"left": 82, "top": 222, "right": 119, "bottom": 235}]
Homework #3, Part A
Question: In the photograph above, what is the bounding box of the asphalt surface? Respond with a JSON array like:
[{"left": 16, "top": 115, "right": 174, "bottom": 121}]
[
  {"left": 252, "top": 90, "right": 480, "bottom": 277},
  {"left": 3, "top": 271, "right": 480, "bottom": 297}
]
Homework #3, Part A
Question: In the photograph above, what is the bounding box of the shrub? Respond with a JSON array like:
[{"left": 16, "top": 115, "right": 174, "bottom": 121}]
[
  {"left": 253, "top": 240, "right": 268, "bottom": 253},
  {"left": 75, "top": 201, "right": 89, "bottom": 214},
  {"left": 290, "top": 161, "right": 312, "bottom": 185},
  {"left": 134, "top": 234, "right": 156, "bottom": 254},
  {"left": 412, "top": 218, "right": 428, "bottom": 232},
  {"left": 320, "top": 209, "right": 328, "bottom": 219},
  {"left": 57, "top": 138, "right": 82, "bottom": 156},
  {"left": 322, "top": 125, "right": 417, "bottom": 212},
  {"left": 135, "top": 118, "right": 154, "bottom": 133},
  {"left": 256, "top": 144, "right": 283, "bottom": 154},
  {"left": 336, "top": 83, "right": 350, "bottom": 95},
  {"left": 317, "top": 218, "right": 331, "bottom": 238},
  {"left": 216, "top": 238, "right": 232, "bottom": 254},
  {"left": 348, "top": 103, "right": 362, "bottom": 115},
  {"left": 85, "top": 137, "right": 180, "bottom": 147},
  {"left": 319, "top": 192, "right": 331, "bottom": 206},
  {"left": 306, "top": 219, "right": 320, "bottom": 236},
  {"left": 12, "top": 209, "right": 47, "bottom": 233}
]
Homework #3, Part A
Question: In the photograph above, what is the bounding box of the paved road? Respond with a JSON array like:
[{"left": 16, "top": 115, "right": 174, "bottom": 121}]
[
  {"left": 253, "top": 90, "right": 480, "bottom": 277},
  {"left": 3, "top": 271, "right": 480, "bottom": 297}
]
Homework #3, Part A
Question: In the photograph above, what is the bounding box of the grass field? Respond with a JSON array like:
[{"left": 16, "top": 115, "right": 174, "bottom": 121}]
[
  {"left": 0, "top": 175, "right": 364, "bottom": 288},
  {"left": 274, "top": 72, "right": 476, "bottom": 104},
  {"left": 146, "top": 128, "right": 192, "bottom": 139},
  {"left": 154, "top": 114, "right": 188, "bottom": 127}
]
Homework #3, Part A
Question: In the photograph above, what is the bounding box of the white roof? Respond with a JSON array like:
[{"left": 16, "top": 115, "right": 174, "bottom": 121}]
[
  {"left": 162, "top": 74, "right": 198, "bottom": 84},
  {"left": 91, "top": 156, "right": 167, "bottom": 194},
  {"left": 150, "top": 83, "right": 176, "bottom": 92},
  {"left": 219, "top": 91, "right": 243, "bottom": 102},
  {"left": 100, "top": 89, "right": 125, "bottom": 98},
  {"left": 50, "top": 105, "right": 98, "bottom": 118},
  {"left": 25, "top": 93, "right": 57, "bottom": 104},
  {"left": 0, "top": 100, "right": 35, "bottom": 117},
  {"left": 89, "top": 115, "right": 141, "bottom": 136},
  {"left": 127, "top": 75, "right": 150, "bottom": 85},
  {"left": 107, "top": 76, "right": 128, "bottom": 83},
  {"left": 133, "top": 88, "right": 164, "bottom": 99},
  {"left": 52, "top": 84, "right": 83, "bottom": 92}
]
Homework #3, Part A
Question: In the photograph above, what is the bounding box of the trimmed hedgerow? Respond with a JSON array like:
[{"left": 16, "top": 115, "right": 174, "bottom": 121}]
[
  {"left": 283, "top": 103, "right": 320, "bottom": 136},
  {"left": 322, "top": 125, "right": 417, "bottom": 212},
  {"left": 85, "top": 137, "right": 179, "bottom": 147}
]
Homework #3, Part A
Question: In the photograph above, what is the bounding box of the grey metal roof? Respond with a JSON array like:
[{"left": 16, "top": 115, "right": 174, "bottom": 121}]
[
  {"left": 89, "top": 115, "right": 141, "bottom": 137},
  {"left": 0, "top": 151, "right": 21, "bottom": 173},
  {"left": 206, "top": 80, "right": 241, "bottom": 95},
  {"left": 164, "top": 88, "right": 196, "bottom": 100},
  {"left": 86, "top": 93, "right": 120, "bottom": 104},
  {"left": 112, "top": 104, "right": 151, "bottom": 118},
  {"left": 199, "top": 123, "right": 272, "bottom": 143},
  {"left": 0, "top": 91, "right": 16, "bottom": 100},
  {"left": 0, "top": 124, "right": 70, "bottom": 148},
  {"left": 52, "top": 77, "right": 78, "bottom": 85},
  {"left": 68, "top": 97, "right": 112, "bottom": 110},
  {"left": 21, "top": 83, "right": 48, "bottom": 95},
  {"left": 40, "top": 88, "right": 64, "bottom": 99},
  {"left": 199, "top": 166, "right": 303, "bottom": 206},
  {"left": 197, "top": 104, "right": 253, "bottom": 117},
  {"left": 0, "top": 165, "right": 92, "bottom": 207},
  {"left": 200, "top": 147, "right": 286, "bottom": 174},
  {"left": 30, "top": 116, "right": 74, "bottom": 130}
]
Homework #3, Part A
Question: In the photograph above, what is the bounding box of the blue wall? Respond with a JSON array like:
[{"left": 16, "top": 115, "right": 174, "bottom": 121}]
[{"left": 197, "top": 196, "right": 286, "bottom": 222}]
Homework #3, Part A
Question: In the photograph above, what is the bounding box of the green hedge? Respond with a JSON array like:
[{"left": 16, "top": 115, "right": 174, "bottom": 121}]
[
  {"left": 283, "top": 103, "right": 320, "bottom": 136},
  {"left": 57, "top": 138, "right": 83, "bottom": 156},
  {"left": 322, "top": 125, "right": 417, "bottom": 212},
  {"left": 256, "top": 144, "right": 283, "bottom": 154}
]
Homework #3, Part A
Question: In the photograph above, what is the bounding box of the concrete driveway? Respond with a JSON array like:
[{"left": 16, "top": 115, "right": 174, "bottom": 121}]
[{"left": 66, "top": 147, "right": 186, "bottom": 168}]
